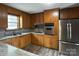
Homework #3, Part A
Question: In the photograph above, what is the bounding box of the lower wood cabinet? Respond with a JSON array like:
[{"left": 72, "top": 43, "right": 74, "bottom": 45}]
[
  {"left": 31, "top": 34, "right": 43, "bottom": 46},
  {"left": 1, "top": 39, "right": 12, "bottom": 45},
  {"left": 11, "top": 37, "right": 20, "bottom": 48},
  {"left": 1, "top": 34, "right": 31, "bottom": 48},
  {"left": 43, "top": 35, "right": 58, "bottom": 49},
  {"left": 43, "top": 35, "right": 51, "bottom": 48},
  {"left": 1, "top": 34, "right": 58, "bottom": 49},
  {"left": 19, "top": 34, "right": 31, "bottom": 48},
  {"left": 31, "top": 34, "right": 58, "bottom": 49}
]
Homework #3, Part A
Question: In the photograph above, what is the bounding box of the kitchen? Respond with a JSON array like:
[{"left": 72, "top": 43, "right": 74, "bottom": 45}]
[{"left": 0, "top": 3, "right": 79, "bottom": 56}]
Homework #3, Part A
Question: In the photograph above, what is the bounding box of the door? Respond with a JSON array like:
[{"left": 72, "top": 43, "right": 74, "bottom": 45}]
[
  {"left": 60, "top": 20, "right": 70, "bottom": 42},
  {"left": 61, "top": 42, "right": 79, "bottom": 56},
  {"left": 60, "top": 20, "right": 79, "bottom": 43},
  {"left": 69, "top": 20, "right": 79, "bottom": 43}
]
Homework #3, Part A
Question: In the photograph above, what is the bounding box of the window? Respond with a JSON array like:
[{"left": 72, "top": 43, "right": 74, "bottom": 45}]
[{"left": 7, "top": 14, "right": 19, "bottom": 30}]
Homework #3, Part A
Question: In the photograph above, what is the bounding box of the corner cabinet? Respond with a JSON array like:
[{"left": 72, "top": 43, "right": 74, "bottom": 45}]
[
  {"left": 60, "top": 7, "right": 79, "bottom": 19},
  {"left": 31, "top": 34, "right": 43, "bottom": 46},
  {"left": 30, "top": 12, "right": 44, "bottom": 26},
  {"left": 0, "top": 4, "right": 8, "bottom": 28}
]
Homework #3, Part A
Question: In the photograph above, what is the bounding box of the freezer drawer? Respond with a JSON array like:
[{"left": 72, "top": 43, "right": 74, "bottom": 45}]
[{"left": 61, "top": 42, "right": 79, "bottom": 56}]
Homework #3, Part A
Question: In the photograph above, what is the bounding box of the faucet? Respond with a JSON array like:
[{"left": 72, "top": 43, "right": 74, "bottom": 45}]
[{"left": 12, "top": 30, "right": 16, "bottom": 35}]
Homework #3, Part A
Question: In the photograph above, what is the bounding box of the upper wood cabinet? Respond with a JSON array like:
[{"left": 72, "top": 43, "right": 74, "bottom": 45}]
[
  {"left": 30, "top": 12, "right": 44, "bottom": 25},
  {"left": 0, "top": 4, "right": 8, "bottom": 28},
  {"left": 21, "top": 12, "right": 30, "bottom": 29},
  {"left": 38, "top": 13, "right": 44, "bottom": 24},
  {"left": 44, "top": 9, "right": 59, "bottom": 23},
  {"left": 60, "top": 7, "right": 79, "bottom": 19}
]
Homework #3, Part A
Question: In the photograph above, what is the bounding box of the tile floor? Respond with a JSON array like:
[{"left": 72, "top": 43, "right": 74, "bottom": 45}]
[{"left": 23, "top": 44, "right": 64, "bottom": 56}]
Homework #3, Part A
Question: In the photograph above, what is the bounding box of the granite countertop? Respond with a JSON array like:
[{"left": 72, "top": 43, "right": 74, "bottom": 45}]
[
  {"left": 0, "top": 32, "right": 45, "bottom": 40},
  {"left": 0, "top": 42, "right": 38, "bottom": 56}
]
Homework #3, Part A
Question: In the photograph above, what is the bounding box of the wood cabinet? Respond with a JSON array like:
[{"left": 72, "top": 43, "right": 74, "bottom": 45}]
[
  {"left": 19, "top": 34, "right": 31, "bottom": 48},
  {"left": 30, "top": 14, "right": 36, "bottom": 28},
  {"left": 34, "top": 14, "right": 40, "bottom": 24},
  {"left": 35, "top": 13, "right": 44, "bottom": 24},
  {"left": 60, "top": 7, "right": 79, "bottom": 19},
  {"left": 39, "top": 13, "right": 44, "bottom": 24},
  {"left": 11, "top": 37, "right": 20, "bottom": 48},
  {"left": 44, "top": 9, "right": 59, "bottom": 23},
  {"left": 43, "top": 35, "right": 51, "bottom": 48},
  {"left": 50, "top": 36, "right": 58, "bottom": 49},
  {"left": 1, "top": 39, "right": 12, "bottom": 45},
  {"left": 1, "top": 34, "right": 31, "bottom": 48},
  {"left": 0, "top": 4, "right": 8, "bottom": 28},
  {"left": 31, "top": 34, "right": 58, "bottom": 49},
  {"left": 43, "top": 35, "right": 58, "bottom": 49},
  {"left": 30, "top": 12, "right": 44, "bottom": 26},
  {"left": 53, "top": 21, "right": 59, "bottom": 35},
  {"left": 22, "top": 12, "right": 30, "bottom": 29},
  {"left": 31, "top": 34, "right": 43, "bottom": 46}
]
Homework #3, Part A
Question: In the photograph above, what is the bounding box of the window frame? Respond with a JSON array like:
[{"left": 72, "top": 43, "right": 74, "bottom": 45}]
[{"left": 7, "top": 14, "right": 20, "bottom": 30}]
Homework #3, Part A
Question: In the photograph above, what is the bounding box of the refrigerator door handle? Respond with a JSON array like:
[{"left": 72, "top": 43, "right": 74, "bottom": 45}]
[
  {"left": 67, "top": 23, "right": 70, "bottom": 39},
  {"left": 70, "top": 23, "right": 72, "bottom": 39}
]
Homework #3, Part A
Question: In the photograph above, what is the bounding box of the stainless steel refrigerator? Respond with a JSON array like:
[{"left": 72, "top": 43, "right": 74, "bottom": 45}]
[{"left": 59, "top": 19, "right": 79, "bottom": 56}]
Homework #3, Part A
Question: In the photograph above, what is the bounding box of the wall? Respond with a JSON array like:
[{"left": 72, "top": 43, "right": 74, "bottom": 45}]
[{"left": 0, "top": 4, "right": 31, "bottom": 29}]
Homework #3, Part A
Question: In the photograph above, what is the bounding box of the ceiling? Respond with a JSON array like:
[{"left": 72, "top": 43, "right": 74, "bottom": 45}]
[{"left": 4, "top": 3, "right": 76, "bottom": 14}]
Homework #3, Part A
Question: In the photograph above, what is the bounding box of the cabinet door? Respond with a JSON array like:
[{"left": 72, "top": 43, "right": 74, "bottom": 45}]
[
  {"left": 44, "top": 9, "right": 59, "bottom": 23},
  {"left": 43, "top": 35, "right": 51, "bottom": 48},
  {"left": 19, "top": 36, "right": 26, "bottom": 48},
  {"left": 50, "top": 36, "right": 58, "bottom": 49},
  {"left": 0, "top": 4, "right": 7, "bottom": 28},
  {"left": 11, "top": 37, "right": 20, "bottom": 48},
  {"left": 44, "top": 10, "right": 51, "bottom": 23},
  {"left": 30, "top": 14, "right": 36, "bottom": 28},
  {"left": 31, "top": 34, "right": 43, "bottom": 46},
  {"left": 60, "top": 7, "right": 79, "bottom": 19},
  {"left": 22, "top": 13, "right": 30, "bottom": 29},
  {"left": 53, "top": 21, "right": 59, "bottom": 35},
  {"left": 35, "top": 14, "right": 40, "bottom": 24},
  {"left": 44, "top": 35, "right": 58, "bottom": 49},
  {"left": 51, "top": 9, "right": 59, "bottom": 22},
  {"left": 2, "top": 39, "right": 12, "bottom": 45},
  {"left": 19, "top": 35, "right": 31, "bottom": 48},
  {"left": 39, "top": 13, "right": 44, "bottom": 24},
  {"left": 26, "top": 34, "right": 31, "bottom": 44}
]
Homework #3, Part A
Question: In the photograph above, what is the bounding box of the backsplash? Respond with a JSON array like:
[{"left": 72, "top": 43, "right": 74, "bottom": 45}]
[{"left": 0, "top": 29, "right": 31, "bottom": 37}]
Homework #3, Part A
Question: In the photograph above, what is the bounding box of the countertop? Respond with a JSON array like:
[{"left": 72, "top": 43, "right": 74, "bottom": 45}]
[
  {"left": 0, "top": 42, "right": 38, "bottom": 56},
  {"left": 0, "top": 32, "right": 65, "bottom": 56},
  {"left": 0, "top": 32, "right": 45, "bottom": 40}
]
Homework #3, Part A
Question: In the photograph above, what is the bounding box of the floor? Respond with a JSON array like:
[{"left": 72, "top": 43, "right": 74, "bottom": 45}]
[{"left": 23, "top": 44, "right": 63, "bottom": 56}]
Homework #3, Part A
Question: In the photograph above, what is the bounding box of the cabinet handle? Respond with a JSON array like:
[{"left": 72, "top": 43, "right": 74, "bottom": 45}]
[
  {"left": 69, "top": 23, "right": 72, "bottom": 39},
  {"left": 67, "top": 23, "right": 70, "bottom": 39}
]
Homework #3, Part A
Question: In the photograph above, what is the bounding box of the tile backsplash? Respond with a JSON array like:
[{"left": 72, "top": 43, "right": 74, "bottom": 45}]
[{"left": 0, "top": 29, "right": 31, "bottom": 37}]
